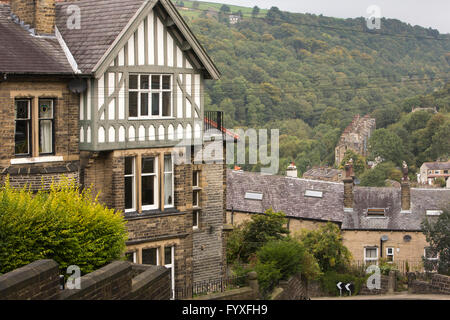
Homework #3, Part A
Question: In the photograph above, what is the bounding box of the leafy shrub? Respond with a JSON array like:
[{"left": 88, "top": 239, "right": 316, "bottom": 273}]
[
  {"left": 227, "top": 208, "right": 289, "bottom": 264},
  {"left": 378, "top": 258, "right": 398, "bottom": 276},
  {"left": 0, "top": 178, "right": 128, "bottom": 275},
  {"left": 296, "top": 222, "right": 352, "bottom": 273},
  {"left": 254, "top": 238, "right": 321, "bottom": 297},
  {"left": 320, "top": 271, "right": 368, "bottom": 296}
]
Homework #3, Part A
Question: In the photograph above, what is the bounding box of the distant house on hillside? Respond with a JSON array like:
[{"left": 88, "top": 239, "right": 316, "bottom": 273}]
[
  {"left": 229, "top": 14, "right": 241, "bottom": 24},
  {"left": 418, "top": 161, "right": 450, "bottom": 187},
  {"left": 411, "top": 106, "right": 437, "bottom": 113},
  {"left": 335, "top": 115, "right": 376, "bottom": 165}
]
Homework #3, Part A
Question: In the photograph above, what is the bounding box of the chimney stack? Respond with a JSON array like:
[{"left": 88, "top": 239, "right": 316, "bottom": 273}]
[
  {"left": 286, "top": 162, "right": 297, "bottom": 178},
  {"left": 401, "top": 161, "right": 411, "bottom": 211},
  {"left": 343, "top": 159, "right": 354, "bottom": 209},
  {"left": 10, "top": 0, "right": 56, "bottom": 35}
]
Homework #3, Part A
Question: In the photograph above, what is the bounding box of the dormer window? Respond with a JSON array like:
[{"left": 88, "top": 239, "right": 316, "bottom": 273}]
[
  {"left": 426, "top": 210, "right": 442, "bottom": 216},
  {"left": 367, "top": 208, "right": 385, "bottom": 217},
  {"left": 245, "top": 192, "right": 263, "bottom": 200},
  {"left": 304, "top": 190, "right": 323, "bottom": 198},
  {"left": 128, "top": 74, "right": 172, "bottom": 119}
]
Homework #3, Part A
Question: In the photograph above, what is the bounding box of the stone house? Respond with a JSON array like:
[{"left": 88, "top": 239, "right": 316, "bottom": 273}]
[
  {"left": 0, "top": 0, "right": 229, "bottom": 299},
  {"left": 226, "top": 163, "right": 450, "bottom": 268},
  {"left": 335, "top": 114, "right": 376, "bottom": 166},
  {"left": 418, "top": 161, "right": 450, "bottom": 187}
]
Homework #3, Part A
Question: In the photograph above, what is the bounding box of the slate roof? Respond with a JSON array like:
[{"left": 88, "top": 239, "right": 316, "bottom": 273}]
[
  {"left": 227, "top": 170, "right": 450, "bottom": 231},
  {"left": 303, "top": 167, "right": 343, "bottom": 179},
  {"left": 55, "top": 0, "right": 145, "bottom": 74},
  {"left": 421, "top": 161, "right": 450, "bottom": 170},
  {"left": 0, "top": 4, "right": 73, "bottom": 74},
  {"left": 342, "top": 187, "right": 450, "bottom": 231},
  {"left": 226, "top": 169, "right": 345, "bottom": 223}
]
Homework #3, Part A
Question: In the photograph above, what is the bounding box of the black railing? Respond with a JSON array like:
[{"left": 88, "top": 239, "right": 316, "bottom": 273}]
[
  {"left": 175, "top": 275, "right": 246, "bottom": 300},
  {"left": 204, "top": 111, "right": 224, "bottom": 136}
]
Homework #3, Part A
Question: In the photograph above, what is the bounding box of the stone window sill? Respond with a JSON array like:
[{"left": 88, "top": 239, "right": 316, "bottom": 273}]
[
  {"left": 10, "top": 156, "right": 63, "bottom": 165},
  {"left": 124, "top": 207, "right": 182, "bottom": 220}
]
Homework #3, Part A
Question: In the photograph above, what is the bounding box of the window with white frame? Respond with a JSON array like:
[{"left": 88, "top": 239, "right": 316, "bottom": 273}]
[
  {"left": 386, "top": 247, "right": 394, "bottom": 262},
  {"left": 424, "top": 247, "right": 439, "bottom": 261},
  {"left": 128, "top": 74, "right": 172, "bottom": 119},
  {"left": 164, "top": 155, "right": 174, "bottom": 208},
  {"left": 164, "top": 246, "right": 175, "bottom": 300},
  {"left": 142, "top": 247, "right": 159, "bottom": 265},
  {"left": 193, "top": 210, "right": 199, "bottom": 229},
  {"left": 364, "top": 247, "right": 378, "bottom": 265},
  {"left": 142, "top": 157, "right": 158, "bottom": 210},
  {"left": 124, "top": 157, "right": 136, "bottom": 212},
  {"left": 15, "top": 99, "right": 31, "bottom": 156},
  {"left": 15, "top": 99, "right": 55, "bottom": 156},
  {"left": 125, "top": 251, "right": 137, "bottom": 263}
]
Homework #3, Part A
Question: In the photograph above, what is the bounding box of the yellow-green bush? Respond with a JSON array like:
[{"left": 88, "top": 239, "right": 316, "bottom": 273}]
[{"left": 0, "top": 177, "right": 128, "bottom": 275}]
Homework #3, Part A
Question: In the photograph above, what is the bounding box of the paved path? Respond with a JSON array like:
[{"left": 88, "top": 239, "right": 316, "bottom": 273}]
[{"left": 312, "top": 293, "right": 450, "bottom": 300}]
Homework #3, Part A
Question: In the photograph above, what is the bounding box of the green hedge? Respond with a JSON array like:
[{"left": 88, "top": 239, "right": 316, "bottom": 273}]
[
  {"left": 320, "top": 271, "right": 368, "bottom": 296},
  {"left": 0, "top": 178, "right": 128, "bottom": 275}
]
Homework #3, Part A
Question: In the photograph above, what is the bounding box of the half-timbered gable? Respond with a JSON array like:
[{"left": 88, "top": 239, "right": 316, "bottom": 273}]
[{"left": 56, "top": 0, "right": 219, "bottom": 151}]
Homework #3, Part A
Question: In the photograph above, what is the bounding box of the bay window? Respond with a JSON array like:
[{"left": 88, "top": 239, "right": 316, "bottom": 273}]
[
  {"left": 129, "top": 74, "right": 172, "bottom": 119},
  {"left": 142, "top": 157, "right": 158, "bottom": 210},
  {"left": 124, "top": 153, "right": 174, "bottom": 213}
]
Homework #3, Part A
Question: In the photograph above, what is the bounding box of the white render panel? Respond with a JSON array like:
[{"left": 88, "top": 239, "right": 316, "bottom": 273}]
[
  {"left": 177, "top": 124, "right": 183, "bottom": 139},
  {"left": 138, "top": 21, "right": 145, "bottom": 65},
  {"left": 98, "top": 126, "right": 105, "bottom": 143},
  {"left": 149, "top": 125, "right": 155, "bottom": 141},
  {"left": 186, "top": 99, "right": 191, "bottom": 119},
  {"left": 185, "top": 74, "right": 191, "bottom": 96},
  {"left": 109, "top": 126, "right": 115, "bottom": 143},
  {"left": 108, "top": 73, "right": 115, "bottom": 96},
  {"left": 119, "top": 126, "right": 126, "bottom": 142},
  {"left": 158, "top": 125, "right": 165, "bottom": 140},
  {"left": 109, "top": 100, "right": 115, "bottom": 120},
  {"left": 186, "top": 59, "right": 192, "bottom": 69},
  {"left": 147, "top": 13, "right": 154, "bottom": 65},
  {"left": 194, "top": 74, "right": 201, "bottom": 107},
  {"left": 176, "top": 46, "right": 183, "bottom": 68},
  {"left": 157, "top": 17, "right": 164, "bottom": 66},
  {"left": 86, "top": 81, "right": 91, "bottom": 120},
  {"left": 118, "top": 47, "right": 125, "bottom": 66},
  {"left": 128, "top": 35, "right": 135, "bottom": 66},
  {"left": 139, "top": 125, "right": 145, "bottom": 141},
  {"left": 168, "top": 124, "right": 174, "bottom": 140},
  {"left": 129, "top": 126, "right": 136, "bottom": 142},
  {"left": 98, "top": 75, "right": 104, "bottom": 111},
  {"left": 167, "top": 32, "right": 174, "bottom": 67},
  {"left": 86, "top": 126, "right": 91, "bottom": 143},
  {"left": 177, "top": 83, "right": 183, "bottom": 118},
  {"left": 80, "top": 92, "right": 84, "bottom": 120},
  {"left": 118, "top": 73, "right": 125, "bottom": 119}
]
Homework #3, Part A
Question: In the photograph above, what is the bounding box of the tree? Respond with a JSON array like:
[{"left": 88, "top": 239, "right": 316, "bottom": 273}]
[
  {"left": 421, "top": 206, "right": 450, "bottom": 275},
  {"left": 254, "top": 238, "right": 321, "bottom": 296},
  {"left": 227, "top": 208, "right": 289, "bottom": 264},
  {"left": 296, "top": 222, "right": 352, "bottom": 272},
  {"left": 369, "top": 129, "right": 404, "bottom": 165},
  {"left": 251, "top": 6, "right": 260, "bottom": 18},
  {"left": 0, "top": 178, "right": 128, "bottom": 275},
  {"left": 359, "top": 161, "right": 399, "bottom": 187},
  {"left": 220, "top": 4, "right": 230, "bottom": 13},
  {"left": 339, "top": 149, "right": 366, "bottom": 177}
]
